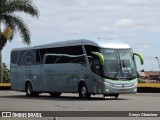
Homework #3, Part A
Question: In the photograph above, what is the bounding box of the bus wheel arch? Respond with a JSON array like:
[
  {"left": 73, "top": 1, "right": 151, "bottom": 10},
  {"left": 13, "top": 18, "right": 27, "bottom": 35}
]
[{"left": 78, "top": 81, "right": 91, "bottom": 99}]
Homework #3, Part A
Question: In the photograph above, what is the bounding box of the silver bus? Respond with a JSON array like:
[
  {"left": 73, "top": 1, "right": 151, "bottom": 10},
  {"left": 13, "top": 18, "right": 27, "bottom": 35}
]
[{"left": 10, "top": 39, "right": 144, "bottom": 99}]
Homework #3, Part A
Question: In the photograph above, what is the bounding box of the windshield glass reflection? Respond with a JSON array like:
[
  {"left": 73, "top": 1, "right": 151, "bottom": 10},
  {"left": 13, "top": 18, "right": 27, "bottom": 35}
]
[{"left": 101, "top": 49, "right": 137, "bottom": 80}]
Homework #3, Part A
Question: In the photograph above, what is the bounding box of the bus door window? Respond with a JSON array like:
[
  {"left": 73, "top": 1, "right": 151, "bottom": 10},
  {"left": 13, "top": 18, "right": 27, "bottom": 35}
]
[
  {"left": 88, "top": 57, "right": 93, "bottom": 68},
  {"left": 92, "top": 57, "right": 101, "bottom": 76}
]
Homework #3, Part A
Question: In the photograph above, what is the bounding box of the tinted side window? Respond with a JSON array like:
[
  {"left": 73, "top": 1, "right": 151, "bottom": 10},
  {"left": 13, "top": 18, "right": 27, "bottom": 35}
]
[
  {"left": 12, "top": 49, "right": 40, "bottom": 66},
  {"left": 42, "top": 46, "right": 86, "bottom": 65},
  {"left": 36, "top": 49, "right": 41, "bottom": 64},
  {"left": 11, "top": 51, "right": 20, "bottom": 65},
  {"left": 45, "top": 55, "right": 86, "bottom": 65},
  {"left": 45, "top": 55, "right": 59, "bottom": 64},
  {"left": 84, "top": 45, "right": 99, "bottom": 56},
  {"left": 20, "top": 50, "right": 36, "bottom": 66}
]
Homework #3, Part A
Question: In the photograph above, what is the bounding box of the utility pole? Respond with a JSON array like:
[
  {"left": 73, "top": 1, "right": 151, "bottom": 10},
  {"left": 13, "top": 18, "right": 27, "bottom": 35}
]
[{"left": 155, "top": 57, "right": 160, "bottom": 82}]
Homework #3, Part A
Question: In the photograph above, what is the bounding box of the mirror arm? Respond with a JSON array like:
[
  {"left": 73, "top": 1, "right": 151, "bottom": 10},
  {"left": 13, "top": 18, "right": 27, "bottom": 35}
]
[
  {"left": 134, "top": 53, "right": 144, "bottom": 65},
  {"left": 91, "top": 52, "right": 104, "bottom": 65}
]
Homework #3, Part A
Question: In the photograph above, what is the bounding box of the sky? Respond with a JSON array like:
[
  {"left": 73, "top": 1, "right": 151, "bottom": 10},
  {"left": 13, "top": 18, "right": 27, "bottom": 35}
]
[{"left": 2, "top": 0, "right": 160, "bottom": 71}]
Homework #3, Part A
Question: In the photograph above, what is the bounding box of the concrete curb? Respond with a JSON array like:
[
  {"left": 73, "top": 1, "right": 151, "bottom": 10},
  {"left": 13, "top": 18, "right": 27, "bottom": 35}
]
[{"left": 135, "top": 93, "right": 160, "bottom": 96}]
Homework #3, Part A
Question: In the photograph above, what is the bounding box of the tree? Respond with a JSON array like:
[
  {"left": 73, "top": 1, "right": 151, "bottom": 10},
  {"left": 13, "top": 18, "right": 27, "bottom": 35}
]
[
  {"left": 3, "top": 63, "right": 10, "bottom": 83},
  {"left": 0, "top": 0, "right": 39, "bottom": 83}
]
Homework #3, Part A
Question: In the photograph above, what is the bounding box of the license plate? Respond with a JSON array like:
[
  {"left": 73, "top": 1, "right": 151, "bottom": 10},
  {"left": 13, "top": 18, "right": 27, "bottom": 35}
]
[{"left": 119, "top": 89, "right": 126, "bottom": 92}]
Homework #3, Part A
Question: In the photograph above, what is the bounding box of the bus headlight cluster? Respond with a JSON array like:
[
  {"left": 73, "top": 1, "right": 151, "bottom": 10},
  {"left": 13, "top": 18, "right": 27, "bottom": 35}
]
[
  {"left": 105, "top": 82, "right": 114, "bottom": 86},
  {"left": 105, "top": 82, "right": 110, "bottom": 86},
  {"left": 133, "top": 82, "right": 137, "bottom": 86}
]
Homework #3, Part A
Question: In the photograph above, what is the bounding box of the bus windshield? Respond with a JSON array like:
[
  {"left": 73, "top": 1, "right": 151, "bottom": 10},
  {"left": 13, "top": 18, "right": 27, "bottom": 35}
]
[{"left": 101, "top": 49, "right": 137, "bottom": 80}]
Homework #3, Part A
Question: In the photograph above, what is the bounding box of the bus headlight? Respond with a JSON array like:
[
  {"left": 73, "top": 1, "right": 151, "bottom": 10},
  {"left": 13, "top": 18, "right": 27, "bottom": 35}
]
[
  {"left": 106, "top": 89, "right": 110, "bottom": 92},
  {"left": 133, "top": 82, "right": 137, "bottom": 86},
  {"left": 105, "top": 82, "right": 110, "bottom": 86}
]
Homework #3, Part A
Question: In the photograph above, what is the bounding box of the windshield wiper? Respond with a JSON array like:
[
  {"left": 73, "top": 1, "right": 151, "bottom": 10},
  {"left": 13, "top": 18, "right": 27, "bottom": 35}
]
[
  {"left": 122, "top": 60, "right": 132, "bottom": 80},
  {"left": 113, "top": 63, "right": 123, "bottom": 79},
  {"left": 113, "top": 60, "right": 132, "bottom": 80}
]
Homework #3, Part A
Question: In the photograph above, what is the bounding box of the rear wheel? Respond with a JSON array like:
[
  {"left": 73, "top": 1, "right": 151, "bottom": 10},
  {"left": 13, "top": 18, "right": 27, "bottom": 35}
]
[
  {"left": 79, "top": 83, "right": 91, "bottom": 99},
  {"left": 50, "top": 92, "right": 62, "bottom": 97},
  {"left": 26, "top": 83, "right": 39, "bottom": 96}
]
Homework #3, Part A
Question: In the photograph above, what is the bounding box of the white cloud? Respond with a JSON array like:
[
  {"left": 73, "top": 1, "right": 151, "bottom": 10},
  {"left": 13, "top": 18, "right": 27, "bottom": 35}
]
[
  {"left": 131, "top": 43, "right": 151, "bottom": 53},
  {"left": 31, "top": 0, "right": 160, "bottom": 37},
  {"left": 115, "top": 18, "right": 134, "bottom": 27},
  {"left": 114, "top": 18, "right": 154, "bottom": 28},
  {"left": 123, "top": 0, "right": 150, "bottom": 4},
  {"left": 101, "top": 27, "right": 112, "bottom": 32},
  {"left": 132, "top": 43, "right": 150, "bottom": 48}
]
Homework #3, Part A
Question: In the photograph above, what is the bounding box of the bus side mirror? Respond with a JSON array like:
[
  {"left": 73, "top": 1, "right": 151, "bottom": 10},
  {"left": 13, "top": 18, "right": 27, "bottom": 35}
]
[
  {"left": 134, "top": 53, "right": 144, "bottom": 65},
  {"left": 91, "top": 52, "right": 104, "bottom": 65}
]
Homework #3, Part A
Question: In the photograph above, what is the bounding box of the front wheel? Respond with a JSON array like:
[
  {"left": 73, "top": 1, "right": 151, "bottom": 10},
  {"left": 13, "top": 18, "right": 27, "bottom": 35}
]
[
  {"left": 79, "top": 83, "right": 91, "bottom": 99},
  {"left": 111, "top": 94, "right": 119, "bottom": 99},
  {"left": 103, "top": 94, "right": 119, "bottom": 99}
]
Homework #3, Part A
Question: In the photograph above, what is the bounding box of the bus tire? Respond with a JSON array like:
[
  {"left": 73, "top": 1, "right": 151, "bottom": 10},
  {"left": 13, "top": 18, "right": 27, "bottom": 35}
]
[
  {"left": 50, "top": 92, "right": 61, "bottom": 97},
  {"left": 79, "top": 83, "right": 91, "bottom": 99},
  {"left": 26, "top": 83, "right": 38, "bottom": 96},
  {"left": 110, "top": 94, "right": 119, "bottom": 99},
  {"left": 114, "top": 94, "right": 119, "bottom": 99}
]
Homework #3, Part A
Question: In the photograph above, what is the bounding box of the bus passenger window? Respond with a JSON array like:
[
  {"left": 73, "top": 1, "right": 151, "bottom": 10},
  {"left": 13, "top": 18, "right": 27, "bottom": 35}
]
[{"left": 45, "top": 56, "right": 58, "bottom": 64}]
